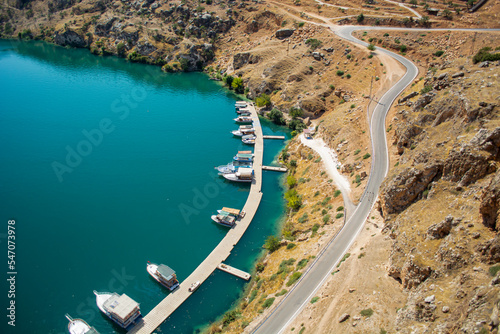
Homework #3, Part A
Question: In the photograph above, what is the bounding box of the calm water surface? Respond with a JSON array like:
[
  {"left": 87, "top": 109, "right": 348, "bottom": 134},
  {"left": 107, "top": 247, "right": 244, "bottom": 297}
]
[{"left": 0, "top": 39, "right": 289, "bottom": 334}]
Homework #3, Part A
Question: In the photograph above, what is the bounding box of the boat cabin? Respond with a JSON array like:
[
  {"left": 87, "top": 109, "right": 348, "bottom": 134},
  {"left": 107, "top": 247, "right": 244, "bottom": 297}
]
[
  {"left": 216, "top": 211, "right": 236, "bottom": 226},
  {"left": 155, "top": 265, "right": 179, "bottom": 289},
  {"left": 103, "top": 293, "right": 141, "bottom": 328},
  {"left": 235, "top": 153, "right": 254, "bottom": 161},
  {"left": 236, "top": 168, "right": 253, "bottom": 180}
]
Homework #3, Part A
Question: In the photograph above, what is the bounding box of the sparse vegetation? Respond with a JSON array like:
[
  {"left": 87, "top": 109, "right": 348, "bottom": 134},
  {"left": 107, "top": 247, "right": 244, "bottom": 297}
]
[
  {"left": 305, "top": 38, "right": 322, "bottom": 50},
  {"left": 286, "top": 272, "right": 302, "bottom": 286},
  {"left": 473, "top": 47, "right": 500, "bottom": 64},
  {"left": 360, "top": 308, "right": 374, "bottom": 317}
]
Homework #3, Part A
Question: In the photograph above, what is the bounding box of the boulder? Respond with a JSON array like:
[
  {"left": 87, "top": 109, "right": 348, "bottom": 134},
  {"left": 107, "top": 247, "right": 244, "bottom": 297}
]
[
  {"left": 339, "top": 313, "right": 350, "bottom": 323},
  {"left": 427, "top": 215, "right": 453, "bottom": 239},
  {"left": 275, "top": 28, "right": 295, "bottom": 39}
]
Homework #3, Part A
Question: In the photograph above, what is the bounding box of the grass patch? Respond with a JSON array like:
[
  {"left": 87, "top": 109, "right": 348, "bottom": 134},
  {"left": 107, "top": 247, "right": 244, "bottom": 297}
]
[
  {"left": 337, "top": 253, "right": 350, "bottom": 267},
  {"left": 262, "top": 297, "right": 275, "bottom": 308},
  {"left": 489, "top": 265, "right": 500, "bottom": 276},
  {"left": 296, "top": 258, "right": 309, "bottom": 270},
  {"left": 286, "top": 272, "right": 302, "bottom": 286},
  {"left": 298, "top": 212, "right": 309, "bottom": 224},
  {"left": 276, "top": 289, "right": 288, "bottom": 297},
  {"left": 360, "top": 308, "right": 374, "bottom": 317}
]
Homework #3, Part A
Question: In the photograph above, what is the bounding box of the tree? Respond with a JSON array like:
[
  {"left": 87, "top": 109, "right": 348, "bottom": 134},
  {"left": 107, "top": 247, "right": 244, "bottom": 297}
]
[
  {"left": 223, "top": 75, "right": 234, "bottom": 89},
  {"left": 256, "top": 94, "right": 271, "bottom": 107},
  {"left": 264, "top": 235, "right": 281, "bottom": 252},
  {"left": 289, "top": 107, "right": 303, "bottom": 118},
  {"left": 367, "top": 43, "right": 376, "bottom": 51},
  {"left": 357, "top": 13, "right": 365, "bottom": 22},
  {"left": 268, "top": 108, "right": 286, "bottom": 125},
  {"left": 231, "top": 77, "right": 244, "bottom": 93},
  {"left": 410, "top": 0, "right": 417, "bottom": 5},
  {"left": 116, "top": 42, "right": 125, "bottom": 57},
  {"left": 400, "top": 45, "right": 407, "bottom": 53}
]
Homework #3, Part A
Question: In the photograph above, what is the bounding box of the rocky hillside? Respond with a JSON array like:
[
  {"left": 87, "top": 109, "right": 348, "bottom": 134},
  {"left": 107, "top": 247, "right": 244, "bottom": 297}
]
[{"left": 380, "top": 55, "right": 500, "bottom": 333}]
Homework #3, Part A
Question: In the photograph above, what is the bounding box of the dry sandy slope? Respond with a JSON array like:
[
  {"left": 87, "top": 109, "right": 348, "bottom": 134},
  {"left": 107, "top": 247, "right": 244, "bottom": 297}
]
[{"left": 299, "top": 133, "right": 355, "bottom": 214}]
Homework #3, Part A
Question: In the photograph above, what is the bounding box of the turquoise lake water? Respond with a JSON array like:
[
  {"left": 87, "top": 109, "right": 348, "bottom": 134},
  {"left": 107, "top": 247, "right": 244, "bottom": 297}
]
[{"left": 0, "top": 40, "right": 289, "bottom": 334}]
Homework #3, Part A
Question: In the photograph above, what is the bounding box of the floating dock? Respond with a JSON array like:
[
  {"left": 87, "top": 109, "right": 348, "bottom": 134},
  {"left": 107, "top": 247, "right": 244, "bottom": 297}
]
[
  {"left": 262, "top": 165, "right": 288, "bottom": 172},
  {"left": 263, "top": 135, "right": 285, "bottom": 140},
  {"left": 127, "top": 103, "right": 264, "bottom": 334},
  {"left": 217, "top": 263, "right": 251, "bottom": 280}
]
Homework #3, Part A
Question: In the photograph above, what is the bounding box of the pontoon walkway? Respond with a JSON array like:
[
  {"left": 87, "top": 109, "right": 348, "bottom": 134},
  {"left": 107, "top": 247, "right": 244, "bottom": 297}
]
[{"left": 127, "top": 103, "right": 264, "bottom": 334}]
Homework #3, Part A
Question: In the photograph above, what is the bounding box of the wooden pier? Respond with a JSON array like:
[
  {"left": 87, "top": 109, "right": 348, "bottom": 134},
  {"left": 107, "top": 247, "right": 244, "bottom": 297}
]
[
  {"left": 217, "top": 263, "right": 251, "bottom": 280},
  {"left": 263, "top": 135, "right": 285, "bottom": 140},
  {"left": 262, "top": 166, "right": 288, "bottom": 172},
  {"left": 127, "top": 103, "right": 264, "bottom": 334}
]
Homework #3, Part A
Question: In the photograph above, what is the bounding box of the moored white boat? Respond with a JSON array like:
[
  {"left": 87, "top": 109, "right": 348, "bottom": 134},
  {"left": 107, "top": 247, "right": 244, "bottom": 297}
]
[
  {"left": 211, "top": 212, "right": 236, "bottom": 227},
  {"left": 233, "top": 153, "right": 254, "bottom": 162},
  {"left": 189, "top": 281, "right": 201, "bottom": 292},
  {"left": 242, "top": 134, "right": 256, "bottom": 145},
  {"left": 234, "top": 116, "right": 253, "bottom": 124},
  {"left": 66, "top": 314, "right": 99, "bottom": 334},
  {"left": 221, "top": 167, "right": 253, "bottom": 183},
  {"left": 147, "top": 262, "right": 180, "bottom": 291},
  {"left": 93, "top": 291, "right": 141, "bottom": 329}
]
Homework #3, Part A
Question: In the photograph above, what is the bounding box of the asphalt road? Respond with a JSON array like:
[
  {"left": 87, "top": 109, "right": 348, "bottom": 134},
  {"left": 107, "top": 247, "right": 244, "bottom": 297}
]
[{"left": 252, "top": 25, "right": 419, "bottom": 334}]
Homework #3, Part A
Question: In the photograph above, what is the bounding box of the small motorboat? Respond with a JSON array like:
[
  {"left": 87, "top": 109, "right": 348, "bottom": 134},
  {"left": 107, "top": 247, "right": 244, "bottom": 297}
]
[{"left": 189, "top": 281, "right": 201, "bottom": 292}]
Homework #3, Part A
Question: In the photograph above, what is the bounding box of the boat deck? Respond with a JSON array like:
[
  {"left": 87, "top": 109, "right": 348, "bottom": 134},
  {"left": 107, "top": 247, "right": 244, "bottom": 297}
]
[{"left": 127, "top": 102, "right": 264, "bottom": 334}]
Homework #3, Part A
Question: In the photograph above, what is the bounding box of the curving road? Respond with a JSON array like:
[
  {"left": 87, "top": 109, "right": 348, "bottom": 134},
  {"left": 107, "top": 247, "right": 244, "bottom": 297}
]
[{"left": 252, "top": 25, "right": 419, "bottom": 334}]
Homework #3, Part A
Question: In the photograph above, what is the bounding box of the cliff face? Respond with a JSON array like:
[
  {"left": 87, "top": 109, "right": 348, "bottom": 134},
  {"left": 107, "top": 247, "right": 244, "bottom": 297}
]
[
  {"left": 0, "top": 0, "right": 234, "bottom": 71},
  {"left": 380, "top": 58, "right": 500, "bottom": 333}
]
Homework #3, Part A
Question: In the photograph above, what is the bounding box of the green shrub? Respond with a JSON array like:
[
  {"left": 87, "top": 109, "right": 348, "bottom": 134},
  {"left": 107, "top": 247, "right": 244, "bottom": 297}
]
[
  {"left": 336, "top": 70, "right": 344, "bottom": 76},
  {"left": 232, "top": 77, "right": 244, "bottom": 94},
  {"left": 337, "top": 253, "right": 350, "bottom": 267},
  {"left": 357, "top": 13, "right": 364, "bottom": 22},
  {"left": 298, "top": 22, "right": 305, "bottom": 27},
  {"left": 346, "top": 74, "right": 351, "bottom": 79},
  {"left": 264, "top": 235, "right": 281, "bottom": 252},
  {"left": 421, "top": 85, "right": 433, "bottom": 94},
  {"left": 296, "top": 258, "right": 309, "bottom": 270},
  {"left": 285, "top": 189, "right": 302, "bottom": 210},
  {"left": 290, "top": 107, "right": 303, "bottom": 118},
  {"left": 312, "top": 223, "right": 320, "bottom": 233},
  {"left": 400, "top": 45, "right": 407, "bottom": 53},
  {"left": 434, "top": 50, "right": 444, "bottom": 57},
  {"left": 360, "top": 308, "right": 374, "bottom": 317},
  {"left": 354, "top": 149, "right": 361, "bottom": 155},
  {"left": 298, "top": 212, "right": 309, "bottom": 223},
  {"left": 367, "top": 43, "right": 375, "bottom": 51},
  {"left": 286, "top": 272, "right": 302, "bottom": 286},
  {"left": 334, "top": 190, "right": 341, "bottom": 197},
  {"left": 335, "top": 213, "right": 344, "bottom": 219},
  {"left": 262, "top": 297, "right": 275, "bottom": 308},
  {"left": 222, "top": 309, "right": 241, "bottom": 327},
  {"left": 268, "top": 108, "right": 286, "bottom": 125},
  {"left": 305, "top": 38, "right": 322, "bottom": 50},
  {"left": 489, "top": 265, "right": 500, "bottom": 276},
  {"left": 287, "top": 175, "right": 297, "bottom": 188},
  {"left": 363, "top": 153, "right": 371, "bottom": 159},
  {"left": 256, "top": 94, "right": 271, "bottom": 107},
  {"left": 256, "top": 263, "right": 265, "bottom": 272},
  {"left": 336, "top": 206, "right": 344, "bottom": 212},
  {"left": 249, "top": 290, "right": 258, "bottom": 303},
  {"left": 276, "top": 289, "right": 288, "bottom": 296},
  {"left": 287, "top": 243, "right": 296, "bottom": 250},
  {"left": 322, "top": 214, "right": 330, "bottom": 223},
  {"left": 473, "top": 47, "right": 500, "bottom": 64},
  {"left": 310, "top": 296, "right": 320, "bottom": 304},
  {"left": 116, "top": 42, "right": 126, "bottom": 56}
]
